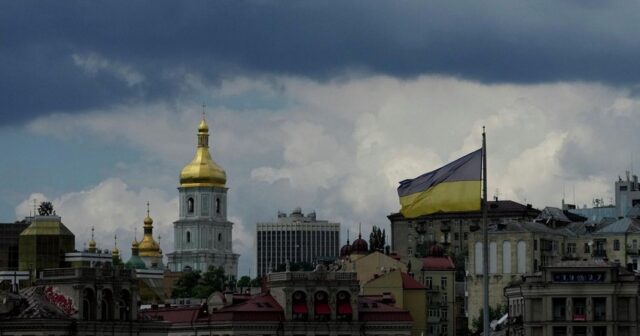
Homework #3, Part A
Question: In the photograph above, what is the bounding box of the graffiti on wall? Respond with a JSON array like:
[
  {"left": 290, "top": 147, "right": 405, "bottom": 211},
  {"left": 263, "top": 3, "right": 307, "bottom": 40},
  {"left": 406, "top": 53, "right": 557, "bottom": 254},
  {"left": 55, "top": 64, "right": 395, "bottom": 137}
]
[{"left": 44, "top": 286, "right": 78, "bottom": 316}]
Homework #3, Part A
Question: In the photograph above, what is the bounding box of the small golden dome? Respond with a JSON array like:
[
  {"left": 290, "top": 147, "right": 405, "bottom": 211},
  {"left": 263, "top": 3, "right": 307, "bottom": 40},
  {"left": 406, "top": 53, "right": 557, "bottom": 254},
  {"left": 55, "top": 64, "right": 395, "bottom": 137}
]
[
  {"left": 198, "top": 118, "right": 209, "bottom": 133},
  {"left": 88, "top": 239, "right": 97, "bottom": 249},
  {"left": 179, "top": 116, "right": 226, "bottom": 188},
  {"left": 144, "top": 215, "right": 153, "bottom": 226},
  {"left": 131, "top": 239, "right": 139, "bottom": 249},
  {"left": 138, "top": 236, "right": 161, "bottom": 257},
  {"left": 112, "top": 246, "right": 120, "bottom": 257}
]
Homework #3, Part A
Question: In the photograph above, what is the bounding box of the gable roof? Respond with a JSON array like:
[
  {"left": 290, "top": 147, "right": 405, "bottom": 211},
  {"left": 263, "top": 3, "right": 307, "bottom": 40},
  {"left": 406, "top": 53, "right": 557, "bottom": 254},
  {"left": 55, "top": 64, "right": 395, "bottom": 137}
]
[
  {"left": 422, "top": 256, "right": 455, "bottom": 271},
  {"left": 400, "top": 272, "right": 425, "bottom": 289}
]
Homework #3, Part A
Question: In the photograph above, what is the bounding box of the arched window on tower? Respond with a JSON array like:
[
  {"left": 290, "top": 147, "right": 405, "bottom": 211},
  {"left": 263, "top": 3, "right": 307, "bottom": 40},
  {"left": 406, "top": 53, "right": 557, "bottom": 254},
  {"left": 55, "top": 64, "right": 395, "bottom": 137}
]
[
  {"left": 218, "top": 233, "right": 222, "bottom": 242},
  {"left": 187, "top": 198, "right": 194, "bottom": 214},
  {"left": 186, "top": 231, "right": 191, "bottom": 243},
  {"left": 216, "top": 198, "right": 221, "bottom": 214}
]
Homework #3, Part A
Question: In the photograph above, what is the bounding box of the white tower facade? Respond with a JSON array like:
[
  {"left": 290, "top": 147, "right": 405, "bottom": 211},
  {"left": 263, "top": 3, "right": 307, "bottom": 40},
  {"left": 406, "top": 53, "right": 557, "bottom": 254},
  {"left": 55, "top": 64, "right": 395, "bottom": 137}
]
[{"left": 166, "top": 116, "right": 239, "bottom": 277}]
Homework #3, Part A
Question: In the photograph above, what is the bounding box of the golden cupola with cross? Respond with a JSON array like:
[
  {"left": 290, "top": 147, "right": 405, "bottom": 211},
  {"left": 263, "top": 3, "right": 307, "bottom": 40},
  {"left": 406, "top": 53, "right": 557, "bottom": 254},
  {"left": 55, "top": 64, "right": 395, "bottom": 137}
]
[
  {"left": 138, "top": 203, "right": 161, "bottom": 258},
  {"left": 179, "top": 115, "right": 227, "bottom": 188}
]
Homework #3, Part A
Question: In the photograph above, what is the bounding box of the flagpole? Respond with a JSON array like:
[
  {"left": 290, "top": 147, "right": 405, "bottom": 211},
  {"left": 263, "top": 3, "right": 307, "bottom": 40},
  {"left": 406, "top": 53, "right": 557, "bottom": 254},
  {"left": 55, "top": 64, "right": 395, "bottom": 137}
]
[{"left": 482, "top": 126, "right": 490, "bottom": 336}]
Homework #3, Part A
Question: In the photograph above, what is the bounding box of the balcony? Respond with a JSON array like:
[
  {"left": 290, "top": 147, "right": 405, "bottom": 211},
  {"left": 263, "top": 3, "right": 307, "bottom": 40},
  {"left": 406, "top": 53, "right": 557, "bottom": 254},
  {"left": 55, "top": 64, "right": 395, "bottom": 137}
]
[
  {"left": 627, "top": 247, "right": 639, "bottom": 255},
  {"left": 593, "top": 250, "right": 607, "bottom": 258}
]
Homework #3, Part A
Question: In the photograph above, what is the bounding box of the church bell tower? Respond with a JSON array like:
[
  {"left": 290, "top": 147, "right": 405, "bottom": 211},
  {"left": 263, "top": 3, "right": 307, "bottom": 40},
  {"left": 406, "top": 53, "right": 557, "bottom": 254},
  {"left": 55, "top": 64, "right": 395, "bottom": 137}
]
[{"left": 166, "top": 114, "right": 239, "bottom": 277}]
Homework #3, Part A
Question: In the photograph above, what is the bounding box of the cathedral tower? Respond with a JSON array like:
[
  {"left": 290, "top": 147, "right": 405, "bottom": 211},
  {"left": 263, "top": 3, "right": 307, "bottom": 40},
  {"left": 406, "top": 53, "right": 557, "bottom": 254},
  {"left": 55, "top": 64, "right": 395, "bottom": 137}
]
[{"left": 166, "top": 115, "right": 239, "bottom": 277}]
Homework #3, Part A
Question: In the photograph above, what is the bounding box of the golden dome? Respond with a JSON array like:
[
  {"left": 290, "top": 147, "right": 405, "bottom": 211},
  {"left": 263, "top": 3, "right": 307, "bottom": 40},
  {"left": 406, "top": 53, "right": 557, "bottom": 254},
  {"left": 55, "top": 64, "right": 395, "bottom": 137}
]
[
  {"left": 131, "top": 238, "right": 139, "bottom": 249},
  {"left": 88, "top": 226, "right": 97, "bottom": 252},
  {"left": 138, "top": 204, "right": 161, "bottom": 258},
  {"left": 198, "top": 118, "right": 209, "bottom": 132},
  {"left": 179, "top": 116, "right": 226, "bottom": 188},
  {"left": 138, "top": 236, "right": 161, "bottom": 257}
]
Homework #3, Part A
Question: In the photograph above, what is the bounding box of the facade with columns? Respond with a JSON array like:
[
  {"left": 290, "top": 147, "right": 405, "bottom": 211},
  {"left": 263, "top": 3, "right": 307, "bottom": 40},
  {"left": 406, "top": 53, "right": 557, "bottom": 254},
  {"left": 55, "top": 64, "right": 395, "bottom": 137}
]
[{"left": 166, "top": 117, "right": 239, "bottom": 277}]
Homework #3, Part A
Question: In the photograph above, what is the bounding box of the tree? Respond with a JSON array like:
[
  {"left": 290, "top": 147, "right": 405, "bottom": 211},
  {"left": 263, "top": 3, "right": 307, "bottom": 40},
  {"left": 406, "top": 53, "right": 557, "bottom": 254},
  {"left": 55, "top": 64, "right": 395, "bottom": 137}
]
[
  {"left": 369, "top": 226, "right": 386, "bottom": 252},
  {"left": 172, "top": 270, "right": 201, "bottom": 298},
  {"left": 171, "top": 266, "right": 229, "bottom": 299},
  {"left": 250, "top": 277, "right": 262, "bottom": 288},
  {"left": 237, "top": 276, "right": 251, "bottom": 289},
  {"left": 38, "top": 202, "right": 54, "bottom": 216},
  {"left": 472, "top": 304, "right": 507, "bottom": 332}
]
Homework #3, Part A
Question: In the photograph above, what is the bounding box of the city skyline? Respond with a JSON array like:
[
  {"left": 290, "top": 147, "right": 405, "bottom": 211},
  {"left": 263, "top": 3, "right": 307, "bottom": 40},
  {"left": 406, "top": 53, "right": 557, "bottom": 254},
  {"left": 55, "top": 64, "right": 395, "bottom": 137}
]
[{"left": 3, "top": 2, "right": 640, "bottom": 276}]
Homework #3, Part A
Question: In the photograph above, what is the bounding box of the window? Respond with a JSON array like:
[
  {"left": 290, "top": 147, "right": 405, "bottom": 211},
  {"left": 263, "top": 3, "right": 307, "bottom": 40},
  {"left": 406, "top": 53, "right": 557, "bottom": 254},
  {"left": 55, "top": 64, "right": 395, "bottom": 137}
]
[
  {"left": 441, "top": 325, "right": 448, "bottom": 334},
  {"left": 475, "top": 242, "right": 483, "bottom": 274},
  {"left": 215, "top": 198, "right": 221, "bottom": 214},
  {"left": 218, "top": 233, "right": 222, "bottom": 242},
  {"left": 441, "top": 294, "right": 447, "bottom": 304},
  {"left": 463, "top": 232, "right": 468, "bottom": 240},
  {"left": 614, "top": 239, "right": 620, "bottom": 251},
  {"left": 454, "top": 232, "right": 459, "bottom": 240},
  {"left": 187, "top": 198, "right": 194, "bottom": 214},
  {"left": 186, "top": 231, "right": 191, "bottom": 243},
  {"left": 408, "top": 247, "right": 413, "bottom": 256},
  {"left": 584, "top": 242, "right": 590, "bottom": 253},
  {"left": 503, "top": 241, "right": 512, "bottom": 273},
  {"left": 593, "top": 326, "right": 607, "bottom": 336},
  {"left": 534, "top": 239, "right": 538, "bottom": 251},
  {"left": 517, "top": 241, "right": 526, "bottom": 273},
  {"left": 567, "top": 243, "right": 576, "bottom": 253},
  {"left": 620, "top": 185, "right": 628, "bottom": 191},
  {"left": 441, "top": 307, "right": 448, "bottom": 322},
  {"left": 440, "top": 276, "right": 447, "bottom": 289},
  {"left": 489, "top": 242, "right": 497, "bottom": 273},
  {"left": 443, "top": 232, "right": 449, "bottom": 243},
  {"left": 425, "top": 277, "right": 432, "bottom": 289}
]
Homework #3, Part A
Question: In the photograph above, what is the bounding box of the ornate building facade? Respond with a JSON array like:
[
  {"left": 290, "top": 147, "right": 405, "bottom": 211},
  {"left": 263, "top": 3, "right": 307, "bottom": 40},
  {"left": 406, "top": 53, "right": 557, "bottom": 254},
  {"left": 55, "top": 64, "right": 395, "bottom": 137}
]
[{"left": 167, "top": 117, "right": 239, "bottom": 277}]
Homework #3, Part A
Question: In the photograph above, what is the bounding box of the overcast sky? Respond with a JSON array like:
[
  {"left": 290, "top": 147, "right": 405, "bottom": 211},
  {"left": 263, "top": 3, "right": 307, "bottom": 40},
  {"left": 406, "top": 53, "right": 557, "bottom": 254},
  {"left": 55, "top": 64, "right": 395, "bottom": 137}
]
[{"left": 3, "top": 1, "right": 640, "bottom": 276}]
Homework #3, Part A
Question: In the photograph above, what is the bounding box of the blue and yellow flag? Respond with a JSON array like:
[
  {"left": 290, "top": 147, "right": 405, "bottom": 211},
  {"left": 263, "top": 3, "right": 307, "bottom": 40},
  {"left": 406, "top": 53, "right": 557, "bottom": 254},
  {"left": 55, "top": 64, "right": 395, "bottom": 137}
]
[{"left": 398, "top": 149, "right": 482, "bottom": 218}]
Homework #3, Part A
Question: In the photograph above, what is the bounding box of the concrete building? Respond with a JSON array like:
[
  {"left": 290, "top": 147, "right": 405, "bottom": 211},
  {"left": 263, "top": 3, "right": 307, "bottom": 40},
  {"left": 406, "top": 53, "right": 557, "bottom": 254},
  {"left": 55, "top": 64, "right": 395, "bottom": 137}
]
[
  {"left": 18, "top": 215, "right": 75, "bottom": 280},
  {"left": 167, "top": 117, "right": 239, "bottom": 277},
  {"left": 340, "top": 250, "right": 407, "bottom": 285},
  {"left": 505, "top": 260, "right": 640, "bottom": 336},
  {"left": 466, "top": 219, "right": 567, "bottom": 331},
  {"left": 0, "top": 221, "right": 29, "bottom": 270},
  {"left": 389, "top": 200, "right": 540, "bottom": 263},
  {"left": 142, "top": 267, "right": 413, "bottom": 336},
  {"left": 363, "top": 269, "right": 427, "bottom": 336},
  {"left": 256, "top": 208, "right": 340, "bottom": 277},
  {"left": 0, "top": 265, "right": 168, "bottom": 336},
  {"left": 413, "top": 245, "right": 457, "bottom": 336}
]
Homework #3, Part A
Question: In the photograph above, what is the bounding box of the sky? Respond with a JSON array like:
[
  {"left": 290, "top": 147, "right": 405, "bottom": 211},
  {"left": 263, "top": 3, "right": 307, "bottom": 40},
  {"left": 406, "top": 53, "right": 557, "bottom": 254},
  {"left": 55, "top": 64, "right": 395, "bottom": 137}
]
[{"left": 3, "top": 1, "right": 640, "bottom": 277}]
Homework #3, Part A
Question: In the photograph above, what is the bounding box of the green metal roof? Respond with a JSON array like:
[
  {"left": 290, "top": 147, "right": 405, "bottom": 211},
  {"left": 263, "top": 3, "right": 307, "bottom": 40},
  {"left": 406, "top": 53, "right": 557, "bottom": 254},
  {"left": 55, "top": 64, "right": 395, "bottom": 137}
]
[
  {"left": 20, "top": 217, "right": 74, "bottom": 236},
  {"left": 125, "top": 255, "right": 147, "bottom": 269}
]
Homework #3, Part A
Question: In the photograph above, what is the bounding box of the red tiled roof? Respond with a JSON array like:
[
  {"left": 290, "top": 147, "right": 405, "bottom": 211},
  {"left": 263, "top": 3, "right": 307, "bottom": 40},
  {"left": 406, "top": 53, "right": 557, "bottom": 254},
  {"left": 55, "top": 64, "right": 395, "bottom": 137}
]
[
  {"left": 205, "top": 293, "right": 284, "bottom": 322},
  {"left": 141, "top": 305, "right": 203, "bottom": 323},
  {"left": 358, "top": 296, "right": 413, "bottom": 322},
  {"left": 400, "top": 272, "right": 425, "bottom": 289},
  {"left": 422, "top": 256, "right": 456, "bottom": 271}
]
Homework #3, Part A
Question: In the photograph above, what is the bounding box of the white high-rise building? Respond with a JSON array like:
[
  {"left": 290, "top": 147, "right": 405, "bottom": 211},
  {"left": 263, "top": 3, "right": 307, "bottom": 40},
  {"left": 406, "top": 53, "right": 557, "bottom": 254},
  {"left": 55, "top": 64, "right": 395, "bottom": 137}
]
[
  {"left": 256, "top": 208, "right": 340, "bottom": 277},
  {"left": 166, "top": 116, "right": 239, "bottom": 277}
]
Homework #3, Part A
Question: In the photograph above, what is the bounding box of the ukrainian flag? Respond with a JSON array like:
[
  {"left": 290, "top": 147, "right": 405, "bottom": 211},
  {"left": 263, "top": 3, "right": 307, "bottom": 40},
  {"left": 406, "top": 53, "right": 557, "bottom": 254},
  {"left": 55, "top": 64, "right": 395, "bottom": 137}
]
[{"left": 398, "top": 149, "right": 482, "bottom": 218}]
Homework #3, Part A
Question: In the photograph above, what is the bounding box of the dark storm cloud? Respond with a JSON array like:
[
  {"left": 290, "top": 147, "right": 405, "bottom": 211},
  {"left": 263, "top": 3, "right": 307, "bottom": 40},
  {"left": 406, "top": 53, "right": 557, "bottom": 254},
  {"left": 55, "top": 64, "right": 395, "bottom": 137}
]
[{"left": 2, "top": 0, "right": 640, "bottom": 124}]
